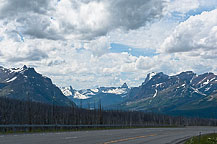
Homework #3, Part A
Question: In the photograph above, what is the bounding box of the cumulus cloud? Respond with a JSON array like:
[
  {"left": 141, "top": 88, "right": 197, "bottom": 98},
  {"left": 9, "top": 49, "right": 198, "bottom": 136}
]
[
  {"left": 108, "top": 0, "right": 164, "bottom": 30},
  {"left": 55, "top": 0, "right": 165, "bottom": 40},
  {"left": 109, "top": 19, "right": 177, "bottom": 50},
  {"left": 161, "top": 9, "right": 217, "bottom": 57},
  {"left": 46, "top": 57, "right": 66, "bottom": 67},
  {"left": 0, "top": 38, "right": 58, "bottom": 62},
  {"left": 135, "top": 56, "right": 156, "bottom": 70},
  {"left": 167, "top": 0, "right": 200, "bottom": 14},
  {"left": 199, "top": 0, "right": 217, "bottom": 8},
  {"left": 0, "top": 0, "right": 166, "bottom": 40},
  {"left": 166, "top": 0, "right": 217, "bottom": 15},
  {"left": 84, "top": 36, "right": 110, "bottom": 57},
  {"left": 0, "top": 0, "right": 166, "bottom": 65},
  {"left": 0, "top": 0, "right": 55, "bottom": 18},
  {"left": 8, "top": 49, "right": 48, "bottom": 62},
  {"left": 19, "top": 14, "right": 63, "bottom": 40},
  {"left": 1, "top": 0, "right": 217, "bottom": 89}
]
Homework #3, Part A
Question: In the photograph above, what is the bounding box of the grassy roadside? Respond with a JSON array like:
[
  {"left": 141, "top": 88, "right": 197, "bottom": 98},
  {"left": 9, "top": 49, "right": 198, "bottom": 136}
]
[
  {"left": 0, "top": 125, "right": 178, "bottom": 135},
  {"left": 185, "top": 133, "right": 217, "bottom": 144}
]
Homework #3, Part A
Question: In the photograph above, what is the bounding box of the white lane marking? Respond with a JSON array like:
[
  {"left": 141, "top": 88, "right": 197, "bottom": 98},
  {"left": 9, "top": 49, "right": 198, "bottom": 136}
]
[{"left": 64, "top": 136, "right": 78, "bottom": 139}]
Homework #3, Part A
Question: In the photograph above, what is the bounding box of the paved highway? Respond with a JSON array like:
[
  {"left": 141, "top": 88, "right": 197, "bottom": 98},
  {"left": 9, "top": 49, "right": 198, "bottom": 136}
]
[{"left": 0, "top": 127, "right": 217, "bottom": 144}]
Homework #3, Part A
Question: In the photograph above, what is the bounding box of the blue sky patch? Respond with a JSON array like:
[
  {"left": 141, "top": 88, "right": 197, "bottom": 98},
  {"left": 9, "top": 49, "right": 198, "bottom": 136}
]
[
  {"left": 110, "top": 43, "right": 158, "bottom": 57},
  {"left": 170, "top": 5, "right": 217, "bottom": 22},
  {"left": 17, "top": 33, "right": 24, "bottom": 42}
]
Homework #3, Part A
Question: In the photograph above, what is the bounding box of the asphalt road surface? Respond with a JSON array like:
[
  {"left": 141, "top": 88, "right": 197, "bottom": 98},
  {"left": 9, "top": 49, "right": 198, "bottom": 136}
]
[{"left": 0, "top": 127, "right": 217, "bottom": 144}]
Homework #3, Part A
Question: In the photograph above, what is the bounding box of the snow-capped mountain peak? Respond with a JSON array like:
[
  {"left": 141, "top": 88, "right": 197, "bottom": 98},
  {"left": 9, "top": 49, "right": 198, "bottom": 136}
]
[
  {"left": 0, "top": 66, "right": 75, "bottom": 106},
  {"left": 121, "top": 83, "right": 128, "bottom": 89},
  {"left": 60, "top": 84, "right": 130, "bottom": 108},
  {"left": 60, "top": 86, "right": 76, "bottom": 97},
  {"left": 102, "top": 88, "right": 128, "bottom": 95},
  {"left": 145, "top": 72, "right": 157, "bottom": 82}
]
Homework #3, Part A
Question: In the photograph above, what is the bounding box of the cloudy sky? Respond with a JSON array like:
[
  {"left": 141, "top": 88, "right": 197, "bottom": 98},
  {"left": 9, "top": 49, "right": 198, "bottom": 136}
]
[{"left": 0, "top": 0, "right": 217, "bottom": 89}]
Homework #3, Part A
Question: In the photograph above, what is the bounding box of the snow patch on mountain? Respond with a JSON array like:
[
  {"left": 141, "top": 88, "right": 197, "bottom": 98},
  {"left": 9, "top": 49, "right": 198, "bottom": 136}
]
[
  {"left": 205, "top": 87, "right": 211, "bottom": 92},
  {"left": 203, "top": 79, "right": 211, "bottom": 85},
  {"left": 6, "top": 76, "right": 17, "bottom": 83},
  {"left": 177, "top": 83, "right": 185, "bottom": 89},
  {"left": 85, "top": 92, "right": 95, "bottom": 95},
  {"left": 148, "top": 72, "right": 157, "bottom": 81},
  {"left": 191, "top": 87, "right": 206, "bottom": 96},
  {"left": 153, "top": 89, "right": 158, "bottom": 98},
  {"left": 144, "top": 72, "right": 157, "bottom": 84},
  {"left": 156, "top": 83, "right": 163, "bottom": 87},
  {"left": 102, "top": 88, "right": 127, "bottom": 95},
  {"left": 74, "top": 91, "right": 90, "bottom": 99},
  {"left": 61, "top": 87, "right": 72, "bottom": 96},
  {"left": 9, "top": 65, "right": 28, "bottom": 74},
  {"left": 198, "top": 77, "right": 207, "bottom": 85},
  {"left": 91, "top": 89, "right": 99, "bottom": 93},
  {"left": 9, "top": 68, "right": 22, "bottom": 73}
]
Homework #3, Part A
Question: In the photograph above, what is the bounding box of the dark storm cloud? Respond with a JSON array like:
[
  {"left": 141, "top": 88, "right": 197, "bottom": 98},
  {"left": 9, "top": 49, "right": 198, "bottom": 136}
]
[
  {"left": 16, "top": 16, "right": 63, "bottom": 40},
  {"left": 109, "top": 0, "right": 165, "bottom": 30},
  {"left": 0, "top": 0, "right": 53, "bottom": 18},
  {"left": 0, "top": 0, "right": 166, "bottom": 40},
  {"left": 62, "top": 0, "right": 166, "bottom": 40},
  {"left": 0, "top": 0, "right": 62, "bottom": 40}
]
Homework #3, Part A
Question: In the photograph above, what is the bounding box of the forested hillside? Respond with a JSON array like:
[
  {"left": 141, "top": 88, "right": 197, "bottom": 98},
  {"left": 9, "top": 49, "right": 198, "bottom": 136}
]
[{"left": 0, "top": 97, "right": 216, "bottom": 126}]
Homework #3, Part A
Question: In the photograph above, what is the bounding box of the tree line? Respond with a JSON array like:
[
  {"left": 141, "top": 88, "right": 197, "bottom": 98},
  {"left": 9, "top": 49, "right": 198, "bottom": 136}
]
[{"left": 0, "top": 97, "right": 217, "bottom": 126}]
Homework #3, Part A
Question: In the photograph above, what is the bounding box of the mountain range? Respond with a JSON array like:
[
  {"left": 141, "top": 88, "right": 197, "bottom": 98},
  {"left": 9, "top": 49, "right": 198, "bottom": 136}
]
[
  {"left": 0, "top": 65, "right": 75, "bottom": 107},
  {"left": 121, "top": 71, "right": 217, "bottom": 118},
  {"left": 60, "top": 83, "right": 129, "bottom": 109},
  {"left": 62, "top": 71, "right": 217, "bottom": 118},
  {"left": 1, "top": 65, "right": 217, "bottom": 118}
]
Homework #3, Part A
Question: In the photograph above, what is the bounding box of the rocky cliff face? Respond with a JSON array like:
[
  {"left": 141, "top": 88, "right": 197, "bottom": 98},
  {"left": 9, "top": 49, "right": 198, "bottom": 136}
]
[
  {"left": 121, "top": 71, "right": 217, "bottom": 118},
  {"left": 0, "top": 65, "right": 75, "bottom": 107}
]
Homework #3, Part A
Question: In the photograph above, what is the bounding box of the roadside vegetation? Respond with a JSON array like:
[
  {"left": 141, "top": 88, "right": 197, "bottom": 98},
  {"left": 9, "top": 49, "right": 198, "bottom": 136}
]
[{"left": 185, "top": 133, "right": 217, "bottom": 144}]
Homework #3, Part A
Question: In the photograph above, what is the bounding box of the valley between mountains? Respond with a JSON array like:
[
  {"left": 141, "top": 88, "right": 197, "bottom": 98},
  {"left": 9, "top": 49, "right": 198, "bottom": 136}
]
[
  {"left": 1, "top": 65, "right": 217, "bottom": 118},
  {"left": 62, "top": 71, "right": 217, "bottom": 118}
]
